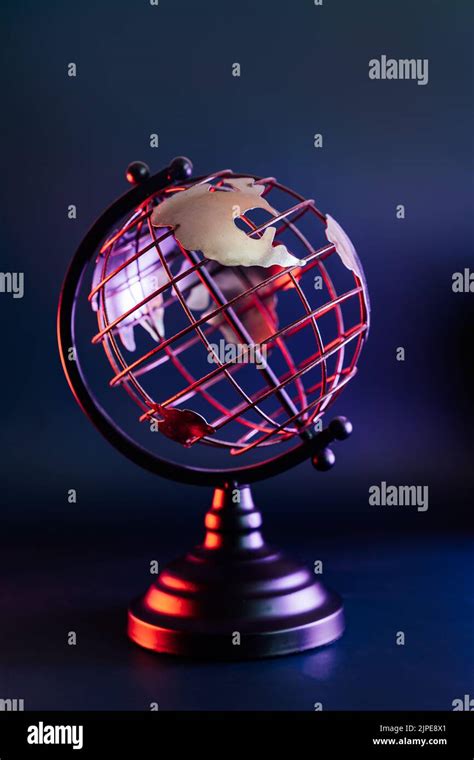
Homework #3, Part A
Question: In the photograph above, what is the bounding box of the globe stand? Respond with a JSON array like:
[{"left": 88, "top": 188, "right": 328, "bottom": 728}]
[
  {"left": 56, "top": 158, "right": 368, "bottom": 659},
  {"left": 128, "top": 479, "right": 345, "bottom": 659}
]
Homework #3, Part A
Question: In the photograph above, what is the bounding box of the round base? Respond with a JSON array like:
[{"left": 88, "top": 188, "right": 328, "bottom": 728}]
[{"left": 128, "top": 545, "right": 344, "bottom": 659}]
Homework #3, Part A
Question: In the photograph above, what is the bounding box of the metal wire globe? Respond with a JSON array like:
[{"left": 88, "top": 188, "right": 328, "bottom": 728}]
[{"left": 87, "top": 167, "right": 370, "bottom": 457}]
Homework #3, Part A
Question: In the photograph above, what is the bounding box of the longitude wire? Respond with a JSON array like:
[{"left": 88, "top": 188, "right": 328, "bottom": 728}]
[
  {"left": 94, "top": 235, "right": 188, "bottom": 314},
  {"left": 99, "top": 215, "right": 162, "bottom": 413},
  {"left": 224, "top": 257, "right": 312, "bottom": 447},
  {"left": 95, "top": 215, "right": 148, "bottom": 408},
  {"left": 92, "top": 231, "right": 226, "bottom": 339},
  {"left": 211, "top": 327, "right": 359, "bottom": 440},
  {"left": 351, "top": 271, "right": 370, "bottom": 362},
  {"left": 229, "top": 188, "right": 332, "bottom": 447},
  {"left": 233, "top": 278, "right": 302, "bottom": 436},
  {"left": 208, "top": 336, "right": 331, "bottom": 434},
  {"left": 143, "top": 185, "right": 315, "bottom": 438},
  {"left": 312, "top": 259, "right": 346, "bottom": 415},
  {"left": 117, "top": 233, "right": 295, "bottom": 439},
  {"left": 237, "top": 214, "right": 308, "bottom": 414},
  {"left": 133, "top": 201, "right": 286, "bottom": 445},
  {"left": 210, "top": 277, "right": 301, "bottom": 444},
  {"left": 130, "top": 215, "right": 266, "bottom": 440},
  {"left": 254, "top": 178, "right": 348, "bottom": 425},
  {"left": 231, "top": 325, "right": 366, "bottom": 455},
  {"left": 90, "top": 227, "right": 175, "bottom": 304},
  {"left": 264, "top": 192, "right": 330, "bottom": 419},
  {"left": 235, "top": 361, "right": 358, "bottom": 448},
  {"left": 146, "top": 221, "right": 293, "bottom": 444},
  {"left": 179, "top": 243, "right": 301, "bottom": 436},
  {"left": 177, "top": 176, "right": 333, "bottom": 441},
  {"left": 93, "top": 257, "right": 213, "bottom": 342},
  {"left": 212, "top": 324, "right": 367, "bottom": 439},
  {"left": 172, "top": 184, "right": 313, "bottom": 428},
  {"left": 279, "top": 202, "right": 347, "bottom": 422},
  {"left": 212, "top": 336, "right": 345, "bottom": 438},
  {"left": 208, "top": 176, "right": 368, "bottom": 442},
  {"left": 232, "top": 370, "right": 358, "bottom": 454},
  {"left": 99, "top": 210, "right": 246, "bottom": 432},
  {"left": 98, "top": 206, "right": 152, "bottom": 255},
  {"left": 231, "top": 367, "right": 359, "bottom": 456},
  {"left": 98, "top": 212, "right": 261, "bottom": 449},
  {"left": 95, "top": 177, "right": 227, "bottom": 303},
  {"left": 144, "top": 200, "right": 288, "bottom": 443},
  {"left": 144, "top": 296, "right": 278, "bottom": 444}
]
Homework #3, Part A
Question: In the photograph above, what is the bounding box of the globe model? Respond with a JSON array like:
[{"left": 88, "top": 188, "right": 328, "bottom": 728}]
[
  {"left": 88, "top": 168, "right": 370, "bottom": 456},
  {"left": 57, "top": 158, "right": 371, "bottom": 658}
]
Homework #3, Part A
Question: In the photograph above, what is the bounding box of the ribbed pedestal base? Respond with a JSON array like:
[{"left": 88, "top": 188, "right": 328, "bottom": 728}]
[{"left": 128, "top": 485, "right": 344, "bottom": 659}]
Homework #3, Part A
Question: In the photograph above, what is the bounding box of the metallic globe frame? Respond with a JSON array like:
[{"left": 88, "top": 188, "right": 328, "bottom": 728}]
[{"left": 57, "top": 157, "right": 369, "bottom": 658}]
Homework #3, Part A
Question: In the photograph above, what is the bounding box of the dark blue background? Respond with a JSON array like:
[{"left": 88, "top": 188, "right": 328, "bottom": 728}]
[{"left": 0, "top": 0, "right": 472, "bottom": 709}]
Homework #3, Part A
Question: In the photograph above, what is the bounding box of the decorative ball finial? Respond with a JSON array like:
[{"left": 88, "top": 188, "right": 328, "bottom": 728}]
[
  {"left": 312, "top": 447, "right": 336, "bottom": 472},
  {"left": 329, "top": 416, "right": 353, "bottom": 441},
  {"left": 168, "top": 155, "right": 193, "bottom": 181},
  {"left": 126, "top": 161, "right": 151, "bottom": 185}
]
